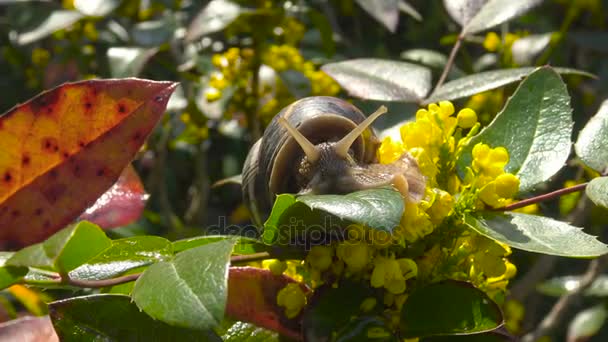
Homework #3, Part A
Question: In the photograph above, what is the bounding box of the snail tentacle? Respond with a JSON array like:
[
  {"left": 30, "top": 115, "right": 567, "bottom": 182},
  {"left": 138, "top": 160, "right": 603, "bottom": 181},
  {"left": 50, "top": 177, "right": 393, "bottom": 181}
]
[{"left": 333, "top": 105, "right": 387, "bottom": 159}]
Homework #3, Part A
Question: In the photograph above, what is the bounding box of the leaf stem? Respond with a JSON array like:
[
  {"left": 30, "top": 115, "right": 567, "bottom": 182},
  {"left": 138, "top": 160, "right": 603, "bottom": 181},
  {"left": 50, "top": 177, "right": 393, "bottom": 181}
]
[
  {"left": 492, "top": 182, "right": 588, "bottom": 211},
  {"left": 434, "top": 33, "right": 464, "bottom": 92}
]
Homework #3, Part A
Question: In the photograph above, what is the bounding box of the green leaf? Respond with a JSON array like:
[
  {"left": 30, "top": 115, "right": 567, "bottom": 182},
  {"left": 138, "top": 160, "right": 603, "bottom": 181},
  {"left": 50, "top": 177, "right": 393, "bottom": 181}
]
[
  {"left": 263, "top": 188, "right": 404, "bottom": 245},
  {"left": 322, "top": 59, "right": 432, "bottom": 102},
  {"left": 424, "top": 66, "right": 593, "bottom": 104},
  {"left": 511, "top": 33, "right": 552, "bottom": 66},
  {"left": 107, "top": 47, "right": 158, "bottom": 78},
  {"left": 400, "top": 49, "right": 464, "bottom": 78},
  {"left": 7, "top": 221, "right": 112, "bottom": 272},
  {"left": 132, "top": 239, "right": 237, "bottom": 330},
  {"left": 0, "top": 252, "right": 27, "bottom": 290},
  {"left": 355, "top": 0, "right": 399, "bottom": 32},
  {"left": 68, "top": 236, "right": 172, "bottom": 281},
  {"left": 303, "top": 280, "right": 377, "bottom": 341},
  {"left": 400, "top": 280, "right": 503, "bottom": 337},
  {"left": 586, "top": 177, "right": 608, "bottom": 208},
  {"left": 173, "top": 235, "right": 267, "bottom": 255},
  {"left": 465, "top": 212, "right": 608, "bottom": 257},
  {"left": 462, "top": 0, "right": 543, "bottom": 35},
  {"left": 50, "top": 294, "right": 221, "bottom": 341},
  {"left": 221, "top": 321, "right": 280, "bottom": 341},
  {"left": 567, "top": 305, "right": 607, "bottom": 341},
  {"left": 399, "top": 1, "right": 422, "bottom": 21},
  {"left": 16, "top": 10, "right": 84, "bottom": 45},
  {"left": 73, "top": 0, "right": 119, "bottom": 16},
  {"left": 456, "top": 67, "right": 573, "bottom": 191},
  {"left": 185, "top": 0, "right": 242, "bottom": 42},
  {"left": 537, "top": 275, "right": 608, "bottom": 297},
  {"left": 575, "top": 100, "right": 608, "bottom": 173}
]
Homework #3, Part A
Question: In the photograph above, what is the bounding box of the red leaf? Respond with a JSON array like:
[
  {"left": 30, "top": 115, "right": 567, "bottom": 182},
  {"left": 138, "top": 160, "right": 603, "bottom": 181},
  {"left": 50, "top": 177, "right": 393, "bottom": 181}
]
[
  {"left": 227, "top": 267, "right": 308, "bottom": 340},
  {"left": 0, "top": 78, "right": 177, "bottom": 247},
  {"left": 77, "top": 164, "right": 147, "bottom": 229}
]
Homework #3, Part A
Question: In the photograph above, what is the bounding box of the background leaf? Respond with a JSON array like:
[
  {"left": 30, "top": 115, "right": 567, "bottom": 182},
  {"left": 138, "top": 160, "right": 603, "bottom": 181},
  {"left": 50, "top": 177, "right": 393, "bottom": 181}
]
[
  {"left": 586, "top": 177, "right": 608, "bottom": 208},
  {"left": 185, "top": 0, "right": 242, "bottom": 42},
  {"left": 73, "top": 0, "right": 119, "bottom": 17},
  {"left": 443, "top": 0, "right": 486, "bottom": 27},
  {"left": 355, "top": 0, "right": 399, "bottom": 33},
  {"left": 567, "top": 305, "right": 607, "bottom": 342},
  {"left": 538, "top": 275, "right": 608, "bottom": 297},
  {"left": 456, "top": 67, "right": 573, "bottom": 191},
  {"left": 132, "top": 239, "right": 236, "bottom": 330},
  {"left": 50, "top": 294, "right": 221, "bottom": 341},
  {"left": 107, "top": 47, "right": 158, "bottom": 78},
  {"left": 463, "top": 0, "right": 544, "bottom": 35},
  {"left": 575, "top": 99, "right": 608, "bottom": 173},
  {"left": 465, "top": 212, "right": 608, "bottom": 257},
  {"left": 16, "top": 10, "right": 83, "bottom": 45},
  {"left": 0, "top": 252, "right": 27, "bottom": 290},
  {"left": 322, "top": 58, "right": 432, "bottom": 102},
  {"left": 0, "top": 79, "right": 176, "bottom": 247},
  {"left": 400, "top": 280, "right": 503, "bottom": 337}
]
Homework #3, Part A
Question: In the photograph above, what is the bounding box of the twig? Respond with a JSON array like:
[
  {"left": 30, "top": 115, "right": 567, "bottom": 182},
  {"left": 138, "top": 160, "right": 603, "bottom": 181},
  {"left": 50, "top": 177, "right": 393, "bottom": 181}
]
[
  {"left": 434, "top": 34, "right": 464, "bottom": 91},
  {"left": 64, "top": 273, "right": 142, "bottom": 289},
  {"left": 521, "top": 255, "right": 608, "bottom": 342},
  {"left": 493, "top": 183, "right": 587, "bottom": 211}
]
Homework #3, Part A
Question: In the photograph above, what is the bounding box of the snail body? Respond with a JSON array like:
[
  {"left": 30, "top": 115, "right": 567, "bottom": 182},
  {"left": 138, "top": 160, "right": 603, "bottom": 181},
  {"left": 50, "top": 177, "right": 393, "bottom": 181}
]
[{"left": 242, "top": 96, "right": 425, "bottom": 227}]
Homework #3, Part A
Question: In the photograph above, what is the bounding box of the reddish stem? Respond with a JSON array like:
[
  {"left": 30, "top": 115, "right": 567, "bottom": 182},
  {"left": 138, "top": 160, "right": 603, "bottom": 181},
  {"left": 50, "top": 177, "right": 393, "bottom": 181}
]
[{"left": 493, "top": 182, "right": 588, "bottom": 211}]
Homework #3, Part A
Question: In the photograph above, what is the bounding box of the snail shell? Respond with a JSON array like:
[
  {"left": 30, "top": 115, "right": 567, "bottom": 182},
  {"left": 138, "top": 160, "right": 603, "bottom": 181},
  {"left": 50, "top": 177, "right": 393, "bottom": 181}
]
[{"left": 242, "top": 96, "right": 425, "bottom": 226}]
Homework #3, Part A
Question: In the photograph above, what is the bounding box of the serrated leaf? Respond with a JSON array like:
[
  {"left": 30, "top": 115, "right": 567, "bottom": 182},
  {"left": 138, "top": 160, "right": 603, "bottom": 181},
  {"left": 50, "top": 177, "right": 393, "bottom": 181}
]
[
  {"left": 50, "top": 294, "right": 221, "bottom": 341},
  {"left": 465, "top": 212, "right": 608, "bottom": 257},
  {"left": 567, "top": 305, "right": 607, "bottom": 342},
  {"left": 424, "top": 66, "right": 592, "bottom": 104},
  {"left": 463, "top": 0, "right": 543, "bottom": 35},
  {"left": 537, "top": 275, "right": 608, "bottom": 297},
  {"left": 227, "top": 267, "right": 304, "bottom": 340},
  {"left": 355, "top": 0, "right": 399, "bottom": 32},
  {"left": 132, "top": 239, "right": 237, "bottom": 330},
  {"left": 455, "top": 67, "right": 573, "bottom": 191},
  {"left": 68, "top": 236, "right": 172, "bottom": 281},
  {"left": 0, "top": 252, "right": 27, "bottom": 290},
  {"left": 586, "top": 177, "right": 608, "bottom": 208},
  {"left": 575, "top": 100, "right": 608, "bottom": 173},
  {"left": 16, "top": 10, "right": 84, "bottom": 45},
  {"left": 185, "top": 0, "right": 242, "bottom": 42},
  {"left": 0, "top": 79, "right": 176, "bottom": 247},
  {"left": 401, "top": 280, "right": 503, "bottom": 337},
  {"left": 8, "top": 221, "right": 111, "bottom": 273},
  {"left": 322, "top": 59, "right": 432, "bottom": 102},
  {"left": 263, "top": 188, "right": 404, "bottom": 245}
]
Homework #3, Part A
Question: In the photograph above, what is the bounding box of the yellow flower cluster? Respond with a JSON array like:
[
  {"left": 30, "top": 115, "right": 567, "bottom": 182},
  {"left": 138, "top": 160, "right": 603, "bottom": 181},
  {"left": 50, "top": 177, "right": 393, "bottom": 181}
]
[
  {"left": 276, "top": 283, "right": 307, "bottom": 318},
  {"left": 468, "top": 143, "right": 520, "bottom": 208},
  {"left": 207, "top": 47, "right": 254, "bottom": 102}
]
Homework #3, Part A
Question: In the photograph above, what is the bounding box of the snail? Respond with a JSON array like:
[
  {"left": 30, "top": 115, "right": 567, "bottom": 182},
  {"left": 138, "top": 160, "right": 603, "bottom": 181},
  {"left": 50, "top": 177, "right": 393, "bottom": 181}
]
[{"left": 242, "top": 96, "right": 426, "bottom": 226}]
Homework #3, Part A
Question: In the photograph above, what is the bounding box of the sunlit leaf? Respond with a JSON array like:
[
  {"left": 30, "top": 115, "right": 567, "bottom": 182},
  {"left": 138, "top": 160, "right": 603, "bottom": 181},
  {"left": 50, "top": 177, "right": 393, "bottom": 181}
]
[
  {"left": 107, "top": 47, "right": 158, "bottom": 78},
  {"left": 185, "top": 0, "right": 242, "bottom": 42},
  {"left": 463, "top": 0, "right": 543, "bottom": 35},
  {"left": 456, "top": 67, "right": 573, "bottom": 191},
  {"left": 221, "top": 321, "right": 280, "bottom": 341},
  {"left": 16, "top": 10, "right": 83, "bottom": 45},
  {"left": 322, "top": 59, "right": 431, "bottom": 102},
  {"left": 465, "top": 212, "right": 608, "bottom": 257},
  {"left": 511, "top": 33, "right": 552, "bottom": 66},
  {"left": 132, "top": 239, "right": 236, "bottom": 330},
  {"left": 355, "top": 0, "right": 399, "bottom": 32},
  {"left": 73, "top": 0, "right": 119, "bottom": 17},
  {"left": 567, "top": 305, "right": 607, "bottom": 342},
  {"left": 586, "top": 177, "right": 608, "bottom": 208},
  {"left": 575, "top": 99, "right": 608, "bottom": 173},
  {"left": 0, "top": 79, "right": 177, "bottom": 246}
]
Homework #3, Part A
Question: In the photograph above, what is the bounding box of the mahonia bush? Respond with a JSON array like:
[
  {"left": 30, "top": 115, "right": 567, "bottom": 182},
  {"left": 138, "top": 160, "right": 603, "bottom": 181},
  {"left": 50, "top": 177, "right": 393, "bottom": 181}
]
[{"left": 262, "top": 101, "right": 520, "bottom": 324}]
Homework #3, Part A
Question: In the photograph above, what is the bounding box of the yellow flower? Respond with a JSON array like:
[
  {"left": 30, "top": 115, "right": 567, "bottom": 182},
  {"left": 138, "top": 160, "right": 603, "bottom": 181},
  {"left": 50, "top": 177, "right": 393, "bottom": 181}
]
[
  {"left": 428, "top": 189, "right": 453, "bottom": 224},
  {"left": 494, "top": 173, "right": 520, "bottom": 198},
  {"left": 306, "top": 245, "right": 333, "bottom": 271},
  {"left": 377, "top": 136, "right": 407, "bottom": 164},
  {"left": 262, "top": 259, "right": 287, "bottom": 276},
  {"left": 483, "top": 32, "right": 501, "bottom": 52},
  {"left": 457, "top": 108, "right": 478, "bottom": 128},
  {"left": 371, "top": 256, "right": 409, "bottom": 294},
  {"left": 205, "top": 88, "right": 222, "bottom": 102},
  {"left": 359, "top": 297, "right": 377, "bottom": 312},
  {"left": 276, "top": 283, "right": 307, "bottom": 318},
  {"left": 472, "top": 143, "right": 509, "bottom": 181},
  {"left": 336, "top": 240, "right": 372, "bottom": 272}
]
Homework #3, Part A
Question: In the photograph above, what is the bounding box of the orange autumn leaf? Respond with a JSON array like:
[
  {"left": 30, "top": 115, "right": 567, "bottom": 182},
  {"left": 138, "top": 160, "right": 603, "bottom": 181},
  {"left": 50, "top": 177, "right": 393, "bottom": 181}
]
[{"left": 0, "top": 78, "right": 177, "bottom": 248}]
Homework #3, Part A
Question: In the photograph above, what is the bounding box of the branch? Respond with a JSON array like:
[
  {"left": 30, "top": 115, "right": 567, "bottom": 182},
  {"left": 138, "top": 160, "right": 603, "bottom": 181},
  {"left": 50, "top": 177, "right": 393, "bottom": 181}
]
[
  {"left": 521, "top": 255, "right": 608, "bottom": 342},
  {"left": 434, "top": 33, "right": 464, "bottom": 91},
  {"left": 493, "top": 183, "right": 587, "bottom": 211}
]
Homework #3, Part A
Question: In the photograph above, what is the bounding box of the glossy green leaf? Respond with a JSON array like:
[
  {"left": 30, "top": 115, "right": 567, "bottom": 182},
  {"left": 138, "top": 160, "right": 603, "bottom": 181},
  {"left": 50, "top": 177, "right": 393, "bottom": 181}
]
[
  {"left": 537, "top": 275, "right": 608, "bottom": 297},
  {"left": 400, "top": 281, "right": 503, "bottom": 337},
  {"left": 221, "top": 321, "right": 279, "bottom": 341},
  {"left": 586, "top": 177, "right": 608, "bottom": 208},
  {"left": 355, "top": 0, "right": 399, "bottom": 32},
  {"left": 0, "top": 252, "right": 27, "bottom": 290},
  {"left": 463, "top": 0, "right": 543, "bottom": 35},
  {"left": 185, "top": 0, "right": 242, "bottom": 42},
  {"left": 263, "top": 188, "right": 404, "bottom": 245},
  {"left": 575, "top": 100, "right": 608, "bottom": 173},
  {"left": 7, "top": 221, "right": 111, "bottom": 272},
  {"left": 50, "top": 294, "right": 221, "bottom": 341},
  {"left": 68, "top": 236, "right": 172, "bottom": 281},
  {"left": 322, "top": 59, "right": 432, "bottom": 102},
  {"left": 424, "top": 66, "right": 592, "bottom": 104},
  {"left": 303, "top": 280, "right": 377, "bottom": 341},
  {"left": 465, "top": 212, "right": 608, "bottom": 257},
  {"left": 456, "top": 67, "right": 573, "bottom": 191},
  {"left": 567, "top": 305, "right": 607, "bottom": 341},
  {"left": 132, "top": 239, "right": 237, "bottom": 330},
  {"left": 173, "top": 235, "right": 267, "bottom": 255},
  {"left": 16, "top": 9, "right": 84, "bottom": 45}
]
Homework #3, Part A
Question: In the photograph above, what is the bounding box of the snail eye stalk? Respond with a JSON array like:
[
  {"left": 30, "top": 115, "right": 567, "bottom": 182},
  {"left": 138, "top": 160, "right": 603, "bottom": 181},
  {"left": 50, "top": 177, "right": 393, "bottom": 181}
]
[
  {"left": 333, "top": 105, "right": 387, "bottom": 159},
  {"left": 278, "top": 116, "right": 321, "bottom": 163}
]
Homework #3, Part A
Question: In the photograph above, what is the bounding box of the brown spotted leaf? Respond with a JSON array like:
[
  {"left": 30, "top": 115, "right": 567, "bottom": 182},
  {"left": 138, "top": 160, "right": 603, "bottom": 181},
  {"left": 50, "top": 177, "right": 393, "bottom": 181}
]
[
  {"left": 77, "top": 164, "right": 148, "bottom": 229},
  {"left": 227, "top": 267, "right": 307, "bottom": 340},
  {"left": 0, "top": 78, "right": 177, "bottom": 247}
]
